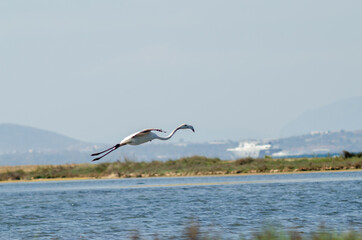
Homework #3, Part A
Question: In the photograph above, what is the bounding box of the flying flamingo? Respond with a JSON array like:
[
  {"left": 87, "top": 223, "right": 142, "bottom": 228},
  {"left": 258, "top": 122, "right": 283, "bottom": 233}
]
[{"left": 91, "top": 123, "right": 195, "bottom": 161}]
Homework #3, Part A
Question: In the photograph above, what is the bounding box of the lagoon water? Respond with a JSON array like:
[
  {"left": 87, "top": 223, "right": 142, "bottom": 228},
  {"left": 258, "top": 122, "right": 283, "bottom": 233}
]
[{"left": 0, "top": 171, "right": 361, "bottom": 239}]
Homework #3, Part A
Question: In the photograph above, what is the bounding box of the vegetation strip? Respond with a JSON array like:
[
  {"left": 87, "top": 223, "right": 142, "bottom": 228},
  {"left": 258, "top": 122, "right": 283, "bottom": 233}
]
[
  {"left": 178, "top": 222, "right": 362, "bottom": 240},
  {"left": 0, "top": 155, "right": 361, "bottom": 182}
]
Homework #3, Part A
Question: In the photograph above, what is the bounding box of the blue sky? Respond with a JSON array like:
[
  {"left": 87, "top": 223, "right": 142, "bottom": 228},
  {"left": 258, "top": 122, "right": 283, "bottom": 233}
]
[{"left": 1, "top": 1, "right": 361, "bottom": 143}]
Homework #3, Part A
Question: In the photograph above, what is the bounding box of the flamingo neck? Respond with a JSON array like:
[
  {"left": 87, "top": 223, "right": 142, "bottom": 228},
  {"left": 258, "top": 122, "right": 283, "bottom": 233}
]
[{"left": 156, "top": 126, "right": 182, "bottom": 140}]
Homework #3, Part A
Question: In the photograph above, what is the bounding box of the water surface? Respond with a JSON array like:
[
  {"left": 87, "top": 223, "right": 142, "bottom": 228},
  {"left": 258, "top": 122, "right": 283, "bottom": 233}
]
[{"left": 1, "top": 171, "right": 361, "bottom": 239}]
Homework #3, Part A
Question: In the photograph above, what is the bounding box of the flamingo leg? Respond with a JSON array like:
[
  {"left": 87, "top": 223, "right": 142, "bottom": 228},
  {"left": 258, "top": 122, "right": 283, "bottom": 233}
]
[
  {"left": 91, "top": 145, "right": 118, "bottom": 156},
  {"left": 91, "top": 144, "right": 123, "bottom": 161}
]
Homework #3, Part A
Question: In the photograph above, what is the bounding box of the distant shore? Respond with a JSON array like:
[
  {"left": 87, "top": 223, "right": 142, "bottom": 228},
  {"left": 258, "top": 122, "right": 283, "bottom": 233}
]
[{"left": 1, "top": 156, "right": 361, "bottom": 183}]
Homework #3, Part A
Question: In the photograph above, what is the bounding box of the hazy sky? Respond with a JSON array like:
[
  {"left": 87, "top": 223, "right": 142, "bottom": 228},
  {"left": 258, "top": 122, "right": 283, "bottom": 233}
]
[{"left": 1, "top": 1, "right": 362, "bottom": 143}]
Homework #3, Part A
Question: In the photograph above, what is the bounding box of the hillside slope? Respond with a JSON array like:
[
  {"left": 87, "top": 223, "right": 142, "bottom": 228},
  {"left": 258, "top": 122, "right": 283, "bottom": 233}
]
[
  {"left": 273, "top": 130, "right": 362, "bottom": 156},
  {"left": 280, "top": 96, "right": 362, "bottom": 137},
  {"left": 0, "top": 123, "right": 90, "bottom": 154}
]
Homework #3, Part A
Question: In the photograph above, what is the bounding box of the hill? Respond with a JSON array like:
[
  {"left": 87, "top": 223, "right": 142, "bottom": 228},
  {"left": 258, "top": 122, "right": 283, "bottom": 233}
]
[
  {"left": 280, "top": 96, "right": 362, "bottom": 137},
  {"left": 0, "top": 123, "right": 89, "bottom": 153},
  {"left": 272, "top": 130, "right": 362, "bottom": 157},
  {"left": 0, "top": 123, "right": 94, "bottom": 165}
]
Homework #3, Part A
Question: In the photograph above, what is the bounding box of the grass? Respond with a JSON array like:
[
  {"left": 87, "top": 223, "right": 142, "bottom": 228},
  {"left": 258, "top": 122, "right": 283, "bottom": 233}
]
[{"left": 0, "top": 155, "right": 361, "bottom": 182}]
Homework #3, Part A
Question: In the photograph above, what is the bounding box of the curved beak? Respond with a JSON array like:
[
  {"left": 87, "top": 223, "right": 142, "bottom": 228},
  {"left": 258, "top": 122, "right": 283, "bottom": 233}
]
[{"left": 191, "top": 126, "right": 195, "bottom": 132}]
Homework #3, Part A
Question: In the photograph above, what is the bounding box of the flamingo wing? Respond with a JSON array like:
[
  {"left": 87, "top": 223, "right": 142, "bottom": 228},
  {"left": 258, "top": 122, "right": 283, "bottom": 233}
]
[{"left": 132, "top": 128, "right": 165, "bottom": 138}]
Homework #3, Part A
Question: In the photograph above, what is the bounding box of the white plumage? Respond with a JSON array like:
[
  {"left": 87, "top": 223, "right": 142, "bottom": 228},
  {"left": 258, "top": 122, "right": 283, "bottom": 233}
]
[{"left": 91, "top": 123, "right": 195, "bottom": 161}]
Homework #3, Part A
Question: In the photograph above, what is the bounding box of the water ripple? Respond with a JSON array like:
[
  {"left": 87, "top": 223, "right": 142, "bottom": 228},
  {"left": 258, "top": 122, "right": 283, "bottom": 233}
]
[{"left": 0, "top": 171, "right": 361, "bottom": 239}]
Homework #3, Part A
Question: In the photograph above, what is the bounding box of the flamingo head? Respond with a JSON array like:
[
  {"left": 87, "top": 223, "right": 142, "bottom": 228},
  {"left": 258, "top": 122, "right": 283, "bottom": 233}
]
[{"left": 179, "top": 123, "right": 195, "bottom": 132}]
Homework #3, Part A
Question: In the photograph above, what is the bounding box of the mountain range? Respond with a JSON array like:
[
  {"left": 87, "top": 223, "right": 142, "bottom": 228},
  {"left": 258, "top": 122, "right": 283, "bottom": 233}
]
[{"left": 0, "top": 123, "right": 362, "bottom": 166}]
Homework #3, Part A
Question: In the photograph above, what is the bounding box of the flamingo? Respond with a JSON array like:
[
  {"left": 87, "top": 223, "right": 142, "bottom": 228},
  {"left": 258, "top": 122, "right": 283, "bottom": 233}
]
[{"left": 91, "top": 123, "right": 195, "bottom": 161}]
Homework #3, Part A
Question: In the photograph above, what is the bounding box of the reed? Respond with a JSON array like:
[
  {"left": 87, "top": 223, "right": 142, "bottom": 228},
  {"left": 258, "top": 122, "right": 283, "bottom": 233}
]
[
  {"left": 130, "top": 222, "right": 362, "bottom": 240},
  {"left": 250, "top": 226, "right": 362, "bottom": 240}
]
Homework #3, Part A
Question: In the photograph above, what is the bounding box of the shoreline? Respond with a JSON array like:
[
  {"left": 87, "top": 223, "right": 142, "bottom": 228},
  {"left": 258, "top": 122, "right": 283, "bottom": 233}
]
[{"left": 1, "top": 168, "right": 361, "bottom": 184}]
